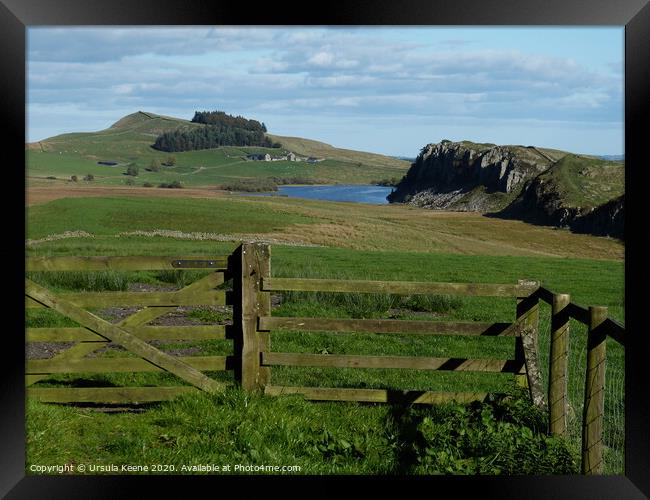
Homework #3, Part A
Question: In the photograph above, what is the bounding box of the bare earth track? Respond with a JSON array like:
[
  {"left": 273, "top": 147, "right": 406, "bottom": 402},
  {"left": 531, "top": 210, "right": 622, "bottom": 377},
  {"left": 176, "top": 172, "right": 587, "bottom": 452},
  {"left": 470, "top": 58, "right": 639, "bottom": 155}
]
[{"left": 26, "top": 184, "right": 226, "bottom": 206}]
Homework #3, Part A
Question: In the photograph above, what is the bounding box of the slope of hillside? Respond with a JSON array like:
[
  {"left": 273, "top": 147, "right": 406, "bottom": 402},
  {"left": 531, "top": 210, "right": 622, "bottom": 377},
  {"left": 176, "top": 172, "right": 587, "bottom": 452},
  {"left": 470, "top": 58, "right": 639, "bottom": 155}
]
[
  {"left": 496, "top": 154, "right": 624, "bottom": 238},
  {"left": 26, "top": 111, "right": 409, "bottom": 187},
  {"left": 267, "top": 134, "right": 408, "bottom": 170}
]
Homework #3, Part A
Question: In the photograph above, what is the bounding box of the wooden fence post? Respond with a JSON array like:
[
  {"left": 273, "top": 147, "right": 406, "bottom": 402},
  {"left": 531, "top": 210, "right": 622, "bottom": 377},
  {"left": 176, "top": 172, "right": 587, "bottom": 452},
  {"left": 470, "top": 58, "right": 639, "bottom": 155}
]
[
  {"left": 581, "top": 305, "right": 608, "bottom": 475},
  {"left": 549, "top": 293, "right": 570, "bottom": 437},
  {"left": 233, "top": 243, "right": 271, "bottom": 392},
  {"left": 516, "top": 280, "right": 546, "bottom": 409}
]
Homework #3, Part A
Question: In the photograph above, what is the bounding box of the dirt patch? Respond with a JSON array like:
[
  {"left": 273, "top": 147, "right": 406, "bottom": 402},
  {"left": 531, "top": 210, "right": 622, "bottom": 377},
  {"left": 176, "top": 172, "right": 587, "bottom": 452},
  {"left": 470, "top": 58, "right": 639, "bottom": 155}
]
[
  {"left": 27, "top": 342, "right": 75, "bottom": 359},
  {"left": 26, "top": 184, "right": 227, "bottom": 206}
]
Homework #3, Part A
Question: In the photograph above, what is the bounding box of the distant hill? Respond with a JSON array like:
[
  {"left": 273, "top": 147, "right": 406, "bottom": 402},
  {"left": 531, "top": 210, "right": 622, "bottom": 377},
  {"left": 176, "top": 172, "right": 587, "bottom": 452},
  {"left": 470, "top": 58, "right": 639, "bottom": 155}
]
[
  {"left": 388, "top": 140, "right": 624, "bottom": 239},
  {"left": 597, "top": 155, "right": 624, "bottom": 162},
  {"left": 26, "top": 111, "right": 410, "bottom": 187}
]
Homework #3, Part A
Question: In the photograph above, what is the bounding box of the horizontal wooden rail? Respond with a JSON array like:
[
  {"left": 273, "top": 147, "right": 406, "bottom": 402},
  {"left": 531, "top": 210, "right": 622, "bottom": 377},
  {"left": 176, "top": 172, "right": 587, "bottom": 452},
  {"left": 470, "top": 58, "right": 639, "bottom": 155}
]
[
  {"left": 26, "top": 290, "right": 227, "bottom": 308},
  {"left": 27, "top": 325, "right": 228, "bottom": 343},
  {"left": 259, "top": 316, "right": 516, "bottom": 336},
  {"left": 566, "top": 302, "right": 591, "bottom": 325},
  {"left": 26, "top": 256, "right": 229, "bottom": 272},
  {"left": 603, "top": 318, "right": 625, "bottom": 346},
  {"left": 538, "top": 286, "right": 624, "bottom": 345},
  {"left": 27, "top": 355, "right": 232, "bottom": 374},
  {"left": 264, "top": 385, "right": 490, "bottom": 404},
  {"left": 262, "top": 352, "right": 519, "bottom": 373},
  {"left": 262, "top": 277, "right": 539, "bottom": 297},
  {"left": 27, "top": 386, "right": 202, "bottom": 404}
]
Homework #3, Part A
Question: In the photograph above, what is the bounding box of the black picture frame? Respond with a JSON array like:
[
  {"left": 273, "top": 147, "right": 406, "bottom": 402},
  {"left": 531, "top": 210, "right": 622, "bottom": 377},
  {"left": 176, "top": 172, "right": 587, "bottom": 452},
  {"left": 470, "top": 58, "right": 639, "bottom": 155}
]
[{"left": 4, "top": 0, "right": 649, "bottom": 497}]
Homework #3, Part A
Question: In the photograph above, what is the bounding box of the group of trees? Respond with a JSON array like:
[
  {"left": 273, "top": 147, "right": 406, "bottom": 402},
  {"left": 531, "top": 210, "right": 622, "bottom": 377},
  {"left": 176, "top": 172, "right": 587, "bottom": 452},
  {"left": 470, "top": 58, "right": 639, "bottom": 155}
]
[
  {"left": 191, "top": 110, "right": 267, "bottom": 133},
  {"left": 152, "top": 110, "right": 280, "bottom": 153}
]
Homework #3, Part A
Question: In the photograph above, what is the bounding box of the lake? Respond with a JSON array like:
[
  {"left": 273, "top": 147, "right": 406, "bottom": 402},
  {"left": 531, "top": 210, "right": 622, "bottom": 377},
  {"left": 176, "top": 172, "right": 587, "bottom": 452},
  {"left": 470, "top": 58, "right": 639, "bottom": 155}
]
[{"left": 251, "top": 184, "right": 394, "bottom": 204}]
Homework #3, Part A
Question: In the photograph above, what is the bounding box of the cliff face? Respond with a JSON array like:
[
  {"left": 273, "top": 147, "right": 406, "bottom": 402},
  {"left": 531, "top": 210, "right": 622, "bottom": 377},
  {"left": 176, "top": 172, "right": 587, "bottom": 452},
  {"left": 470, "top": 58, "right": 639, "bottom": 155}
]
[
  {"left": 387, "top": 141, "right": 557, "bottom": 212},
  {"left": 388, "top": 140, "right": 624, "bottom": 239}
]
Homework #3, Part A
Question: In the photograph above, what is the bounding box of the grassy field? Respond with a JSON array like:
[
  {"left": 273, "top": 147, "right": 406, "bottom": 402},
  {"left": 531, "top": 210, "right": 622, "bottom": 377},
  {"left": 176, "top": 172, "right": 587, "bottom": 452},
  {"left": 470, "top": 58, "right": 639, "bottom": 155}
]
[
  {"left": 26, "top": 194, "right": 623, "bottom": 260},
  {"left": 26, "top": 111, "right": 410, "bottom": 187},
  {"left": 24, "top": 188, "right": 625, "bottom": 475}
]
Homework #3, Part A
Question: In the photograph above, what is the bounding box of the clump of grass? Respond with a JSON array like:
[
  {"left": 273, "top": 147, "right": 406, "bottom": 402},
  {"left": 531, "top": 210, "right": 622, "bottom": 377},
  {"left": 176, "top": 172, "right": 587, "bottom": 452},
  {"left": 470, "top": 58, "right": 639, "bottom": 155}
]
[
  {"left": 27, "top": 271, "right": 130, "bottom": 292},
  {"left": 187, "top": 307, "right": 230, "bottom": 324},
  {"left": 276, "top": 291, "right": 464, "bottom": 319}
]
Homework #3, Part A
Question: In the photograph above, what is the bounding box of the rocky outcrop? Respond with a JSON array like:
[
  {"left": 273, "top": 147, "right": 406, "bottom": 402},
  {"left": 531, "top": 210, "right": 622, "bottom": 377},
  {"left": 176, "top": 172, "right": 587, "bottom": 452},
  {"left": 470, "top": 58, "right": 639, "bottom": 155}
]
[
  {"left": 387, "top": 141, "right": 555, "bottom": 212},
  {"left": 388, "top": 140, "right": 624, "bottom": 239},
  {"left": 570, "top": 195, "right": 624, "bottom": 239}
]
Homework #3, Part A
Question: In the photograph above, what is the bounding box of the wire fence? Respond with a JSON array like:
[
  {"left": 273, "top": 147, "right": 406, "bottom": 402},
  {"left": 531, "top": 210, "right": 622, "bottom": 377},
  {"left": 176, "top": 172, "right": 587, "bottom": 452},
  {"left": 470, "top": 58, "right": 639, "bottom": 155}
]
[{"left": 537, "top": 305, "right": 624, "bottom": 474}]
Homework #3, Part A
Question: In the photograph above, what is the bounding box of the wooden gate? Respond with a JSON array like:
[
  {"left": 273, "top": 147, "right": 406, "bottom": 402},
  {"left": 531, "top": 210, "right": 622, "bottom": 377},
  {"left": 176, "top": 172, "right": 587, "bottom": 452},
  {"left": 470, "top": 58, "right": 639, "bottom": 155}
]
[{"left": 26, "top": 256, "right": 232, "bottom": 403}]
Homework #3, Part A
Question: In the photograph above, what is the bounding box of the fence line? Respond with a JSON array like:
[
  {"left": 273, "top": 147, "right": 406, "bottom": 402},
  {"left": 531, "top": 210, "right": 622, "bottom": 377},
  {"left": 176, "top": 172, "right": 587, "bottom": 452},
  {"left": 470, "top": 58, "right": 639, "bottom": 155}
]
[{"left": 25, "top": 244, "right": 625, "bottom": 475}]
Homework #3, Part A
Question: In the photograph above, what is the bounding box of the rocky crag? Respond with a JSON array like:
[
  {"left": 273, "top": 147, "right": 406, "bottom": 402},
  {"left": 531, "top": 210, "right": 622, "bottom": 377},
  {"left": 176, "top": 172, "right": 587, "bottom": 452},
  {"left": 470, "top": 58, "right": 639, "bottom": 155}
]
[{"left": 387, "top": 140, "right": 624, "bottom": 239}]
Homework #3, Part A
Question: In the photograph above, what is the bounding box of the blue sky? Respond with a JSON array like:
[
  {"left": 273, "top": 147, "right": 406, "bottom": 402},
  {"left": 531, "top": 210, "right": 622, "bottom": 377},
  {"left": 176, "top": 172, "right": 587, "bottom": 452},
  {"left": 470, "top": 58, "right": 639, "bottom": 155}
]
[{"left": 27, "top": 27, "right": 624, "bottom": 156}]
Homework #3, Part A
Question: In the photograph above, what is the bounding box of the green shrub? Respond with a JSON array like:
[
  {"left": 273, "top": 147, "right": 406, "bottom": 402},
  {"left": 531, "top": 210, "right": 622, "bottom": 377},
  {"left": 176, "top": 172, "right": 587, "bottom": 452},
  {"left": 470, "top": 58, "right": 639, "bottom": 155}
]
[
  {"left": 158, "top": 180, "right": 183, "bottom": 189},
  {"left": 147, "top": 159, "right": 161, "bottom": 172},
  {"left": 406, "top": 392, "right": 578, "bottom": 475},
  {"left": 125, "top": 164, "right": 139, "bottom": 176},
  {"left": 83, "top": 174, "right": 94, "bottom": 181}
]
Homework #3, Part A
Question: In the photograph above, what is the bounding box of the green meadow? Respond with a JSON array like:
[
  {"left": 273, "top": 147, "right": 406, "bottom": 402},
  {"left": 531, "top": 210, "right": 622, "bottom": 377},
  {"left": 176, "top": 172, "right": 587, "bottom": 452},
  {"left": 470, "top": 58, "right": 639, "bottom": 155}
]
[{"left": 25, "top": 191, "right": 625, "bottom": 475}]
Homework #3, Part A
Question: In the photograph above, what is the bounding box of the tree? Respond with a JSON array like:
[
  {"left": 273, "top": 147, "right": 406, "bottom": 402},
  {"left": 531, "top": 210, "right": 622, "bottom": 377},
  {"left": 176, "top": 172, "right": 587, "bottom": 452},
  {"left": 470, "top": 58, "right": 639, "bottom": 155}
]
[
  {"left": 83, "top": 174, "right": 94, "bottom": 181},
  {"left": 148, "top": 159, "right": 160, "bottom": 172},
  {"left": 70, "top": 175, "right": 78, "bottom": 182},
  {"left": 126, "top": 164, "right": 139, "bottom": 176}
]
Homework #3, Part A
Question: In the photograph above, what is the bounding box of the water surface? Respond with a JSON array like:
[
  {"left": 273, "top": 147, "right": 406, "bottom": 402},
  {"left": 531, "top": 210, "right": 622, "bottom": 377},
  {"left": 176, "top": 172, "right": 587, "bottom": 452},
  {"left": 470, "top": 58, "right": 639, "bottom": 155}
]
[{"left": 254, "top": 184, "right": 393, "bottom": 204}]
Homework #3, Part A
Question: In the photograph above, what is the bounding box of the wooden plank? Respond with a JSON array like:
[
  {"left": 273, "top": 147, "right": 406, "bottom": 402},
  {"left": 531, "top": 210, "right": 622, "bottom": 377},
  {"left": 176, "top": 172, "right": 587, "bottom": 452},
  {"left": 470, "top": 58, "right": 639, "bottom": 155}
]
[
  {"left": 27, "top": 386, "right": 201, "bottom": 404},
  {"left": 603, "top": 318, "right": 625, "bottom": 346},
  {"left": 582, "top": 306, "right": 608, "bottom": 475},
  {"left": 517, "top": 289, "right": 546, "bottom": 409},
  {"left": 26, "top": 342, "right": 103, "bottom": 387},
  {"left": 262, "top": 352, "right": 519, "bottom": 373},
  {"left": 258, "top": 316, "right": 511, "bottom": 336},
  {"left": 27, "top": 325, "right": 227, "bottom": 343},
  {"left": 237, "top": 243, "right": 271, "bottom": 391},
  {"left": 549, "top": 293, "right": 570, "bottom": 437},
  {"left": 118, "top": 306, "right": 175, "bottom": 328},
  {"left": 25, "top": 279, "right": 226, "bottom": 394},
  {"left": 27, "top": 355, "right": 231, "bottom": 374},
  {"left": 26, "top": 290, "right": 226, "bottom": 308},
  {"left": 262, "top": 277, "right": 538, "bottom": 297},
  {"left": 27, "top": 256, "right": 228, "bottom": 271},
  {"left": 566, "top": 302, "right": 590, "bottom": 325},
  {"left": 264, "top": 385, "right": 489, "bottom": 404}
]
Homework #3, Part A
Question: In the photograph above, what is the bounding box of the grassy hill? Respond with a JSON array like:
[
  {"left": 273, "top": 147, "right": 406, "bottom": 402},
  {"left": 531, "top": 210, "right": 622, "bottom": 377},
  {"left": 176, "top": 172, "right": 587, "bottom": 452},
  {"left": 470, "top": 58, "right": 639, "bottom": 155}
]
[{"left": 26, "top": 111, "right": 409, "bottom": 187}]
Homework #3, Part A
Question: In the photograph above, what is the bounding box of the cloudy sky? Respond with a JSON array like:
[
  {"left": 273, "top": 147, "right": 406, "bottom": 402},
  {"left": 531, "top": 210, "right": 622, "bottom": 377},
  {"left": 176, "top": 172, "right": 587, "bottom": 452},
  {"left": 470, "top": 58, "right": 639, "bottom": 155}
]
[{"left": 27, "top": 27, "right": 624, "bottom": 156}]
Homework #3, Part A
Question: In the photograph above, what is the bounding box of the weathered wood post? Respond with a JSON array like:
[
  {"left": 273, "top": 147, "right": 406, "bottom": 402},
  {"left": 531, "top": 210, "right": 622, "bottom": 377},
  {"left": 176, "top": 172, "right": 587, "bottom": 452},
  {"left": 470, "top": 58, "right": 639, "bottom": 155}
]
[
  {"left": 232, "top": 243, "right": 271, "bottom": 392},
  {"left": 581, "top": 305, "right": 608, "bottom": 475},
  {"left": 515, "top": 280, "right": 546, "bottom": 409},
  {"left": 549, "top": 293, "right": 570, "bottom": 437}
]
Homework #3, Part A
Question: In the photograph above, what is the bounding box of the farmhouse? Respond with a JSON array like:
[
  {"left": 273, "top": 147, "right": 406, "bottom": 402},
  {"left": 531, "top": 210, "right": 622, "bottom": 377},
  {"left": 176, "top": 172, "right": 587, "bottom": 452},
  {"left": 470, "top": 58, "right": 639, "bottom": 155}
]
[{"left": 246, "top": 151, "right": 325, "bottom": 163}]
